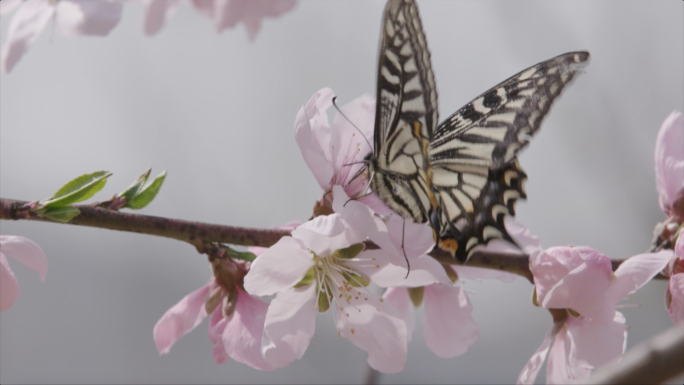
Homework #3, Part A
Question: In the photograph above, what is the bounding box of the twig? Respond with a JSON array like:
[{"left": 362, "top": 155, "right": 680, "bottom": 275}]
[
  {"left": 0, "top": 197, "right": 668, "bottom": 281},
  {"left": 586, "top": 325, "right": 684, "bottom": 384}
]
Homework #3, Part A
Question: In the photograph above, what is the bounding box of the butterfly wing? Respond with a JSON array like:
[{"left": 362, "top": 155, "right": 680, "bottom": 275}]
[
  {"left": 430, "top": 51, "right": 590, "bottom": 260},
  {"left": 368, "top": 0, "right": 439, "bottom": 224}
]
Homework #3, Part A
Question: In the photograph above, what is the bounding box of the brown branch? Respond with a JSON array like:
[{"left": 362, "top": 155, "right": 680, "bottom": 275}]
[
  {"left": 0, "top": 197, "right": 668, "bottom": 281},
  {"left": 586, "top": 325, "right": 684, "bottom": 384}
]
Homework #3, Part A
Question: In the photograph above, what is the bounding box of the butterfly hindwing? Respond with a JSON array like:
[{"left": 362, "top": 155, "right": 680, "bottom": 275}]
[
  {"left": 430, "top": 51, "right": 590, "bottom": 260},
  {"left": 368, "top": 0, "right": 439, "bottom": 224}
]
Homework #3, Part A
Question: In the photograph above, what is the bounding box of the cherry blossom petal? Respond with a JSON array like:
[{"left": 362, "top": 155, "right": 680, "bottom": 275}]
[
  {"left": 153, "top": 283, "right": 210, "bottom": 354},
  {"left": 606, "top": 250, "right": 672, "bottom": 306},
  {"left": 453, "top": 265, "right": 517, "bottom": 283},
  {"left": 143, "top": 0, "right": 181, "bottom": 35},
  {"left": 0, "top": 0, "right": 22, "bottom": 16},
  {"left": 215, "top": 0, "right": 296, "bottom": 41},
  {"left": 531, "top": 250, "right": 571, "bottom": 306},
  {"left": 357, "top": 251, "right": 449, "bottom": 288},
  {"left": 208, "top": 305, "right": 230, "bottom": 364},
  {"left": 384, "top": 214, "right": 434, "bottom": 259},
  {"left": 261, "top": 284, "right": 317, "bottom": 368},
  {"left": 655, "top": 111, "right": 684, "bottom": 213},
  {"left": 668, "top": 274, "right": 684, "bottom": 326},
  {"left": 517, "top": 328, "right": 553, "bottom": 385},
  {"left": 189, "top": 0, "right": 215, "bottom": 18},
  {"left": 1, "top": 0, "right": 54, "bottom": 73},
  {"left": 542, "top": 256, "right": 612, "bottom": 318},
  {"left": 0, "top": 235, "right": 48, "bottom": 281},
  {"left": 423, "top": 285, "right": 479, "bottom": 358},
  {"left": 0, "top": 253, "right": 20, "bottom": 312},
  {"left": 244, "top": 237, "right": 314, "bottom": 297},
  {"left": 292, "top": 213, "right": 365, "bottom": 256},
  {"left": 222, "top": 289, "right": 274, "bottom": 370},
  {"left": 335, "top": 291, "right": 407, "bottom": 373},
  {"left": 329, "top": 93, "right": 374, "bottom": 184},
  {"left": 54, "top": 0, "right": 123, "bottom": 37},
  {"left": 545, "top": 326, "right": 591, "bottom": 385},
  {"left": 566, "top": 311, "right": 626, "bottom": 369},
  {"left": 382, "top": 287, "right": 415, "bottom": 343},
  {"left": 332, "top": 186, "right": 401, "bottom": 265},
  {"left": 295, "top": 88, "right": 335, "bottom": 190}
]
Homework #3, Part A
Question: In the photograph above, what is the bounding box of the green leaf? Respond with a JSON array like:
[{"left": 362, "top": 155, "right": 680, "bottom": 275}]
[
  {"left": 226, "top": 249, "right": 257, "bottom": 263},
  {"left": 335, "top": 243, "right": 365, "bottom": 259},
  {"left": 42, "top": 171, "right": 112, "bottom": 208},
  {"left": 125, "top": 170, "right": 166, "bottom": 210},
  {"left": 41, "top": 207, "right": 81, "bottom": 223},
  {"left": 117, "top": 168, "right": 151, "bottom": 200}
]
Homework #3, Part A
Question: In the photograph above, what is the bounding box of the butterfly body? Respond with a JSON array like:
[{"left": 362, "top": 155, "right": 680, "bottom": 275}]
[{"left": 368, "top": 0, "right": 589, "bottom": 261}]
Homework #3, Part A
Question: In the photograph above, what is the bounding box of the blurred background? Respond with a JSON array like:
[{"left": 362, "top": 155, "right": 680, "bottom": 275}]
[{"left": 1, "top": 0, "right": 682, "bottom": 383}]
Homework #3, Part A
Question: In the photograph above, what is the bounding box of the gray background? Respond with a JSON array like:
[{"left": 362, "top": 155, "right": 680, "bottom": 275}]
[{"left": 1, "top": 0, "right": 683, "bottom": 383}]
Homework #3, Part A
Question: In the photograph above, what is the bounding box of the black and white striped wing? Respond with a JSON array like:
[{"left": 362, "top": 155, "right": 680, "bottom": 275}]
[
  {"left": 429, "top": 51, "right": 590, "bottom": 260},
  {"left": 369, "top": 0, "right": 439, "bottom": 224}
]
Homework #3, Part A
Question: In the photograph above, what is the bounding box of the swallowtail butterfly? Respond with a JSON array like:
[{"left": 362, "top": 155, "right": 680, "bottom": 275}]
[{"left": 365, "top": 0, "right": 589, "bottom": 261}]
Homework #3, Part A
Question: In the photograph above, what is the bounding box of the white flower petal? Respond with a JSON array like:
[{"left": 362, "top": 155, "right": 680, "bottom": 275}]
[
  {"left": 655, "top": 111, "right": 684, "bottom": 213},
  {"left": 294, "top": 88, "right": 335, "bottom": 191},
  {"left": 244, "top": 237, "right": 314, "bottom": 297},
  {"left": 607, "top": 250, "right": 672, "bottom": 306},
  {"left": 423, "top": 285, "right": 479, "bottom": 358},
  {"left": 1, "top": 0, "right": 54, "bottom": 73},
  {"left": 293, "top": 213, "right": 362, "bottom": 256},
  {"left": 517, "top": 327, "right": 553, "bottom": 385},
  {"left": 546, "top": 326, "right": 591, "bottom": 384},
  {"left": 261, "top": 284, "right": 317, "bottom": 368},
  {"left": 566, "top": 311, "right": 626, "bottom": 369},
  {"left": 382, "top": 287, "right": 415, "bottom": 343},
  {"left": 55, "top": 0, "right": 122, "bottom": 37},
  {"left": 335, "top": 291, "right": 407, "bottom": 373}
]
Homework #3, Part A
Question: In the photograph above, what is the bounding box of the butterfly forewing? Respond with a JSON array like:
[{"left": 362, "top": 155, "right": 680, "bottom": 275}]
[
  {"left": 369, "top": 0, "right": 439, "bottom": 224},
  {"left": 430, "top": 51, "right": 590, "bottom": 260}
]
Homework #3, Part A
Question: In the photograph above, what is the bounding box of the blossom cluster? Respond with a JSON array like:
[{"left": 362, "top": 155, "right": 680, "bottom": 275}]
[
  {"left": 0, "top": 0, "right": 297, "bottom": 73},
  {"left": 147, "top": 91, "right": 684, "bottom": 381}
]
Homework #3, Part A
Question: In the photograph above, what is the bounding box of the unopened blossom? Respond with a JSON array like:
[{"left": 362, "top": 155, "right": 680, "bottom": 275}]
[
  {"left": 244, "top": 190, "right": 409, "bottom": 373},
  {"left": 652, "top": 111, "right": 684, "bottom": 250},
  {"left": 518, "top": 244, "right": 672, "bottom": 384},
  {"left": 295, "top": 88, "right": 392, "bottom": 217},
  {"left": 1, "top": 0, "right": 123, "bottom": 73},
  {"left": 153, "top": 257, "right": 273, "bottom": 370},
  {"left": 143, "top": 0, "right": 296, "bottom": 39},
  {"left": 0, "top": 235, "right": 48, "bottom": 312},
  {"left": 382, "top": 217, "right": 526, "bottom": 358},
  {"left": 665, "top": 229, "right": 684, "bottom": 326}
]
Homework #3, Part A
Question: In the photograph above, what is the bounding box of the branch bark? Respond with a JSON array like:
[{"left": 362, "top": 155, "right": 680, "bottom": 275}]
[
  {"left": 0, "top": 197, "right": 668, "bottom": 281},
  {"left": 586, "top": 325, "right": 684, "bottom": 384}
]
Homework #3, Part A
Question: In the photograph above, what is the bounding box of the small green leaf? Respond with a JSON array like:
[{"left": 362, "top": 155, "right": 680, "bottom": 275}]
[
  {"left": 42, "top": 171, "right": 112, "bottom": 208},
  {"left": 226, "top": 249, "right": 257, "bottom": 262},
  {"left": 42, "top": 207, "right": 81, "bottom": 223},
  {"left": 117, "top": 168, "right": 151, "bottom": 200},
  {"left": 125, "top": 170, "right": 166, "bottom": 210}
]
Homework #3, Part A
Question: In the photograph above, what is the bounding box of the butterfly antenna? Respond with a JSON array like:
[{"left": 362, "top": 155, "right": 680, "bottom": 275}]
[
  {"left": 332, "top": 96, "right": 373, "bottom": 154},
  {"left": 402, "top": 218, "right": 411, "bottom": 278}
]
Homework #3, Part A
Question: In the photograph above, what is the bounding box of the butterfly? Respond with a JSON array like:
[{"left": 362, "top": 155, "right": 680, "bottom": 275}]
[{"left": 365, "top": 0, "right": 589, "bottom": 261}]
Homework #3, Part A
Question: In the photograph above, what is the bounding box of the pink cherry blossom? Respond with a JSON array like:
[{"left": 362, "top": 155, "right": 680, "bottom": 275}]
[
  {"left": 0, "top": 235, "right": 48, "bottom": 312},
  {"left": 381, "top": 217, "right": 524, "bottom": 359},
  {"left": 153, "top": 278, "right": 274, "bottom": 370},
  {"left": 295, "top": 88, "right": 392, "bottom": 216},
  {"left": 1, "top": 0, "right": 123, "bottom": 73},
  {"left": 143, "top": 0, "right": 296, "bottom": 39},
  {"left": 665, "top": 229, "right": 684, "bottom": 326},
  {"left": 655, "top": 111, "right": 684, "bottom": 215},
  {"left": 244, "top": 204, "right": 408, "bottom": 373},
  {"left": 518, "top": 244, "right": 672, "bottom": 384}
]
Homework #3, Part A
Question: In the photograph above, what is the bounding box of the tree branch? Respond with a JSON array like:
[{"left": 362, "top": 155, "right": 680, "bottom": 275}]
[
  {"left": 0, "top": 197, "right": 669, "bottom": 281},
  {"left": 586, "top": 325, "right": 684, "bottom": 384}
]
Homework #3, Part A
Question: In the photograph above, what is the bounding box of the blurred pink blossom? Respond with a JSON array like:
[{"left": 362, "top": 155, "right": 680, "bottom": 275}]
[
  {"left": 655, "top": 111, "right": 684, "bottom": 215},
  {"left": 244, "top": 188, "right": 409, "bottom": 373},
  {"left": 1, "top": 0, "right": 123, "bottom": 73},
  {"left": 665, "top": 229, "right": 684, "bottom": 326},
  {"left": 153, "top": 278, "right": 274, "bottom": 370},
  {"left": 518, "top": 245, "right": 672, "bottom": 384},
  {"left": 143, "top": 0, "right": 296, "bottom": 39},
  {"left": 295, "top": 88, "right": 392, "bottom": 216},
  {"left": 0, "top": 235, "right": 48, "bottom": 312}
]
